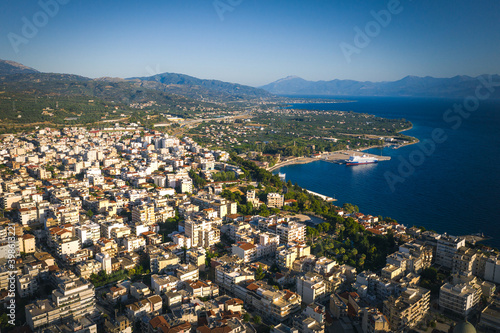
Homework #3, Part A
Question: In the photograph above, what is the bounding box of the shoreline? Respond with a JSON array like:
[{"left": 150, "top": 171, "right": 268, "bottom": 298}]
[
  {"left": 267, "top": 149, "right": 390, "bottom": 172},
  {"left": 267, "top": 122, "right": 420, "bottom": 171}
]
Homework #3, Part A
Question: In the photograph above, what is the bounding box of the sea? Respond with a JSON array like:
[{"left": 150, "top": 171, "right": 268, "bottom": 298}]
[{"left": 273, "top": 96, "right": 500, "bottom": 248}]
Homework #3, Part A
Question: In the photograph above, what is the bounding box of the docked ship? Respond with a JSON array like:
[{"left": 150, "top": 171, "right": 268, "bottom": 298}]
[{"left": 345, "top": 154, "right": 378, "bottom": 166}]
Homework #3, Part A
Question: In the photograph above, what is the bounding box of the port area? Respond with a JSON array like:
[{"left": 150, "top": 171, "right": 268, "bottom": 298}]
[
  {"left": 322, "top": 150, "right": 391, "bottom": 164},
  {"left": 267, "top": 150, "right": 390, "bottom": 171}
]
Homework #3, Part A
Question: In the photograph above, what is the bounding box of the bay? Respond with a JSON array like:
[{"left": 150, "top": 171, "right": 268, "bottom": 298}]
[{"left": 274, "top": 96, "right": 500, "bottom": 248}]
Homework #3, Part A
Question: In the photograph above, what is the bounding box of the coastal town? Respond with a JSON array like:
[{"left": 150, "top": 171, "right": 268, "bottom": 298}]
[{"left": 0, "top": 125, "right": 498, "bottom": 333}]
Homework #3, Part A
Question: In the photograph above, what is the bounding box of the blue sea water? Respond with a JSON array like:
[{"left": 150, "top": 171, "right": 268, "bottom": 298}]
[{"left": 274, "top": 96, "right": 500, "bottom": 248}]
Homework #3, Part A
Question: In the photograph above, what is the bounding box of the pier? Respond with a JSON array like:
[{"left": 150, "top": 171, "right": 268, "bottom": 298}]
[{"left": 306, "top": 190, "right": 337, "bottom": 202}]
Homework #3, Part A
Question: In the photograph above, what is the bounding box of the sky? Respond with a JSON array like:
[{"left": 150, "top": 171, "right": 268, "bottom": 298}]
[{"left": 0, "top": 0, "right": 499, "bottom": 87}]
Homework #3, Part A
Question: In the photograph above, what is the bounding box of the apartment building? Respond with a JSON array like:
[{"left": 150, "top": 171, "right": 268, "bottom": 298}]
[
  {"left": 19, "top": 234, "right": 36, "bottom": 253},
  {"left": 362, "top": 308, "right": 390, "bottom": 333},
  {"left": 297, "top": 273, "right": 327, "bottom": 305},
  {"left": 267, "top": 193, "right": 284, "bottom": 208},
  {"left": 75, "top": 222, "right": 101, "bottom": 246},
  {"left": 452, "top": 247, "right": 478, "bottom": 275},
  {"left": 26, "top": 276, "right": 96, "bottom": 330},
  {"left": 245, "top": 282, "right": 302, "bottom": 323},
  {"left": 276, "top": 221, "right": 306, "bottom": 245},
  {"left": 57, "top": 237, "right": 81, "bottom": 260},
  {"left": 17, "top": 273, "right": 39, "bottom": 298},
  {"left": 149, "top": 251, "right": 180, "bottom": 274},
  {"left": 484, "top": 256, "right": 500, "bottom": 284},
  {"left": 175, "top": 263, "right": 199, "bottom": 282},
  {"left": 383, "top": 287, "right": 430, "bottom": 332},
  {"left": 95, "top": 238, "right": 118, "bottom": 257},
  {"left": 132, "top": 203, "right": 155, "bottom": 226},
  {"left": 151, "top": 274, "right": 180, "bottom": 295},
  {"left": 185, "top": 218, "right": 220, "bottom": 248},
  {"left": 232, "top": 242, "right": 257, "bottom": 263},
  {"left": 75, "top": 259, "right": 102, "bottom": 279},
  {"left": 276, "top": 243, "right": 311, "bottom": 269},
  {"left": 436, "top": 235, "right": 465, "bottom": 269},
  {"left": 439, "top": 282, "right": 482, "bottom": 317},
  {"left": 215, "top": 262, "right": 255, "bottom": 294}
]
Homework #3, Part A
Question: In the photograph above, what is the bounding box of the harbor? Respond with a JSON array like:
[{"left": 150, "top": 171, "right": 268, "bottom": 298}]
[
  {"left": 268, "top": 150, "right": 389, "bottom": 171},
  {"left": 321, "top": 150, "right": 391, "bottom": 165}
]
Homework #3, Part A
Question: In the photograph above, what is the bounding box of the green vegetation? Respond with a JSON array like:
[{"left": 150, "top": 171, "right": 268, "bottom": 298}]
[
  {"left": 189, "top": 169, "right": 207, "bottom": 188},
  {"left": 188, "top": 108, "right": 413, "bottom": 157},
  {"left": 420, "top": 267, "right": 448, "bottom": 295},
  {"left": 224, "top": 153, "right": 398, "bottom": 271},
  {"left": 212, "top": 171, "right": 239, "bottom": 182},
  {"left": 89, "top": 270, "right": 128, "bottom": 288},
  {"left": 0, "top": 72, "right": 224, "bottom": 133},
  {"left": 255, "top": 265, "right": 265, "bottom": 281}
]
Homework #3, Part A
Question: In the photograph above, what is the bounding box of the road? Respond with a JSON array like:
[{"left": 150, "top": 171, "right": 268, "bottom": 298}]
[{"left": 155, "top": 110, "right": 253, "bottom": 136}]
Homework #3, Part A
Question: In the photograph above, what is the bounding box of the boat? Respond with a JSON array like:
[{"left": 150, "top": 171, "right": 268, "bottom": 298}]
[{"left": 345, "top": 154, "right": 378, "bottom": 166}]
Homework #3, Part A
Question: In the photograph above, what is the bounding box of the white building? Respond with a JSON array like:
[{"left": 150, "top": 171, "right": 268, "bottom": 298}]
[
  {"left": 484, "top": 256, "right": 500, "bottom": 284},
  {"left": 436, "top": 235, "right": 465, "bottom": 269},
  {"left": 276, "top": 221, "right": 306, "bottom": 245},
  {"left": 439, "top": 282, "right": 481, "bottom": 317},
  {"left": 75, "top": 222, "right": 101, "bottom": 246},
  {"left": 96, "top": 252, "right": 112, "bottom": 274},
  {"left": 297, "top": 273, "right": 327, "bottom": 305}
]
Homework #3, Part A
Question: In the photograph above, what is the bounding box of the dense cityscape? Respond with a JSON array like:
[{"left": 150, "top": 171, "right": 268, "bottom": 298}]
[{"left": 0, "top": 123, "right": 498, "bottom": 333}]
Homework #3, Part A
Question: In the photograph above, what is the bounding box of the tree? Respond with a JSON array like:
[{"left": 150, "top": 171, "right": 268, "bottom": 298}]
[
  {"left": 253, "top": 315, "right": 262, "bottom": 325},
  {"left": 255, "top": 265, "right": 265, "bottom": 280},
  {"left": 86, "top": 209, "right": 93, "bottom": 218},
  {"left": 421, "top": 267, "right": 438, "bottom": 281},
  {"left": 319, "top": 222, "right": 330, "bottom": 233}
]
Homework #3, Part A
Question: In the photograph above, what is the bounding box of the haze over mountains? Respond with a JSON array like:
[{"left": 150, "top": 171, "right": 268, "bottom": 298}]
[
  {"left": 1, "top": 59, "right": 499, "bottom": 101},
  {"left": 260, "top": 75, "right": 500, "bottom": 98}
]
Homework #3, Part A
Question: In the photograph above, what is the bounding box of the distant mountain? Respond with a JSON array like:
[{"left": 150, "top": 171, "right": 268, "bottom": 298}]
[
  {"left": 128, "top": 72, "right": 274, "bottom": 102},
  {"left": 0, "top": 71, "right": 204, "bottom": 108},
  {"left": 260, "top": 75, "right": 500, "bottom": 98},
  {"left": 0, "top": 59, "right": 39, "bottom": 75}
]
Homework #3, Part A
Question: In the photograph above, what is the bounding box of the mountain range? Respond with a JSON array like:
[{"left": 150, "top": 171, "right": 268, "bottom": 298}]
[
  {"left": 1, "top": 59, "right": 499, "bottom": 103},
  {"left": 260, "top": 75, "right": 500, "bottom": 98},
  {"left": 0, "top": 60, "right": 273, "bottom": 104}
]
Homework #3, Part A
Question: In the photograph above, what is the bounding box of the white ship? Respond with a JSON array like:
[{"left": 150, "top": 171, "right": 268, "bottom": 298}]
[{"left": 345, "top": 154, "right": 378, "bottom": 166}]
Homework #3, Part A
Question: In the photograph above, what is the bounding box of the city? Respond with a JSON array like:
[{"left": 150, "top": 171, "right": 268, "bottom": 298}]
[{"left": 0, "top": 125, "right": 498, "bottom": 333}]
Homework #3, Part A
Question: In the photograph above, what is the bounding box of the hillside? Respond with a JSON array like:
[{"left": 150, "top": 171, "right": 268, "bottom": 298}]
[
  {"left": 128, "top": 72, "right": 274, "bottom": 102},
  {"left": 0, "top": 64, "right": 224, "bottom": 132},
  {"left": 0, "top": 59, "right": 39, "bottom": 75},
  {"left": 260, "top": 75, "right": 500, "bottom": 98}
]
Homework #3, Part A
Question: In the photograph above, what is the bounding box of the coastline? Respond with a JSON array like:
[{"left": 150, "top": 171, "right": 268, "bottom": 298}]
[
  {"left": 267, "top": 122, "right": 419, "bottom": 171},
  {"left": 267, "top": 150, "right": 390, "bottom": 172}
]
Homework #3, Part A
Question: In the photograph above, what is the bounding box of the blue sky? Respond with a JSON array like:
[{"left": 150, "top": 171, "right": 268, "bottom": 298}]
[{"left": 1, "top": 0, "right": 499, "bottom": 86}]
